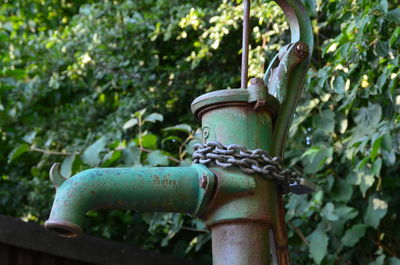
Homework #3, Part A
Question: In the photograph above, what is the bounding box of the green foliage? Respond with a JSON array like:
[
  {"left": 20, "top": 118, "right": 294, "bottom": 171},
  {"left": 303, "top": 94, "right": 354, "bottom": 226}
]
[{"left": 0, "top": 0, "right": 399, "bottom": 264}]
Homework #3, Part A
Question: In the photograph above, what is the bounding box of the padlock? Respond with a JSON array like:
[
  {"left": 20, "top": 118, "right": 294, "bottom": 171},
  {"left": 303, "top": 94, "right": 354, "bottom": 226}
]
[{"left": 288, "top": 178, "right": 315, "bottom": 195}]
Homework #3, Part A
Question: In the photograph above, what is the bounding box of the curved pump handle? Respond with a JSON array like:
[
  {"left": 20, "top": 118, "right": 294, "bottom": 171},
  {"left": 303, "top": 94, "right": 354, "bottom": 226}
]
[
  {"left": 264, "top": 0, "right": 314, "bottom": 158},
  {"left": 261, "top": 2, "right": 313, "bottom": 265}
]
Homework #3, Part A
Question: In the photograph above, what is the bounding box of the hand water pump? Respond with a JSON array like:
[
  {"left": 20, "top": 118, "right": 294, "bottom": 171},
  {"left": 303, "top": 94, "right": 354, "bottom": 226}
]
[{"left": 45, "top": 1, "right": 315, "bottom": 264}]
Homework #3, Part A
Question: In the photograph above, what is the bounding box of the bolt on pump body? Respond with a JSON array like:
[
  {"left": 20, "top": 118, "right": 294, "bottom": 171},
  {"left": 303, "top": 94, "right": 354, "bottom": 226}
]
[{"left": 45, "top": 1, "right": 315, "bottom": 264}]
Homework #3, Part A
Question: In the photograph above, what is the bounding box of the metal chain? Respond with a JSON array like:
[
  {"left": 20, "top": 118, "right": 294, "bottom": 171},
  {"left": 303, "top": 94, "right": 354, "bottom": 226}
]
[{"left": 192, "top": 141, "right": 298, "bottom": 184}]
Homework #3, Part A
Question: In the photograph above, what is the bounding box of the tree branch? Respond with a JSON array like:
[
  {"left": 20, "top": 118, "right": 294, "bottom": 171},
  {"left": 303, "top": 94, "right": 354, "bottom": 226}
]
[
  {"left": 288, "top": 221, "right": 309, "bottom": 246},
  {"left": 31, "top": 147, "right": 78, "bottom": 156}
]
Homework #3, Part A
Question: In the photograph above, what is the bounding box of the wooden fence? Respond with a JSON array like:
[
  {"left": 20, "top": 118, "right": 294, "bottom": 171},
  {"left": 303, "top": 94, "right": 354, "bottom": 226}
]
[{"left": 0, "top": 215, "right": 203, "bottom": 265}]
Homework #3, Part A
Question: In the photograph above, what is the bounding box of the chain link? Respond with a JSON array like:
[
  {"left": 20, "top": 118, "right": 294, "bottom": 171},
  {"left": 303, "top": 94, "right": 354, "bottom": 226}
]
[{"left": 192, "top": 141, "right": 298, "bottom": 184}]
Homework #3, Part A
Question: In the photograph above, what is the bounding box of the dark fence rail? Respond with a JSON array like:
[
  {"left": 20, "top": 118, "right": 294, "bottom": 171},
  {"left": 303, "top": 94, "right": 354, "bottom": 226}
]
[{"left": 0, "top": 215, "right": 203, "bottom": 265}]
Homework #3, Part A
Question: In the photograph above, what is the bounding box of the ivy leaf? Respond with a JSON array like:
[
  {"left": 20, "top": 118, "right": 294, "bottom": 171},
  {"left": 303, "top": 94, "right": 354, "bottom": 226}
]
[
  {"left": 61, "top": 155, "right": 75, "bottom": 178},
  {"left": 321, "top": 203, "right": 338, "bottom": 221},
  {"left": 354, "top": 103, "right": 382, "bottom": 133},
  {"left": 308, "top": 226, "right": 328, "bottom": 264},
  {"left": 342, "top": 224, "right": 367, "bottom": 247},
  {"left": 364, "top": 197, "right": 388, "bottom": 229},
  {"left": 8, "top": 144, "right": 30, "bottom": 163},
  {"left": 332, "top": 179, "right": 353, "bottom": 202},
  {"left": 146, "top": 150, "right": 169, "bottom": 166},
  {"left": 312, "top": 110, "right": 335, "bottom": 133},
  {"left": 355, "top": 167, "right": 375, "bottom": 196},
  {"left": 82, "top": 136, "right": 107, "bottom": 167},
  {"left": 144, "top": 113, "right": 163, "bottom": 123}
]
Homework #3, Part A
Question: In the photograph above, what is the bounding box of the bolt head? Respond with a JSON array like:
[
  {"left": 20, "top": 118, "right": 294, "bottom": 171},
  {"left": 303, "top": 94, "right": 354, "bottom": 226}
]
[
  {"left": 250, "top": 78, "right": 264, "bottom": 86},
  {"left": 200, "top": 176, "right": 208, "bottom": 189},
  {"left": 295, "top": 43, "right": 309, "bottom": 58}
]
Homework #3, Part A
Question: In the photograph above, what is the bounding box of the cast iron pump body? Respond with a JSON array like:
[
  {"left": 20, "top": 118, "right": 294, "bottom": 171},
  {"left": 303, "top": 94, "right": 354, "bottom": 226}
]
[{"left": 45, "top": 1, "right": 314, "bottom": 264}]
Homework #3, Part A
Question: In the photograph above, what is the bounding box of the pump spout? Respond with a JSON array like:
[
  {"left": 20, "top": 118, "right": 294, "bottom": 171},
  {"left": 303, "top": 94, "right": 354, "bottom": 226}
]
[{"left": 45, "top": 164, "right": 215, "bottom": 238}]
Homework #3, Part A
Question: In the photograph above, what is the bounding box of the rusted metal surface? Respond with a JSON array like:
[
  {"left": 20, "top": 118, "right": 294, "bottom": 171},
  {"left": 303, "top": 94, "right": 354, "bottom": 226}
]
[
  {"left": 192, "top": 101, "right": 279, "bottom": 265},
  {"left": 45, "top": 165, "right": 215, "bottom": 238},
  {"left": 191, "top": 86, "right": 280, "bottom": 121},
  {"left": 266, "top": 0, "right": 313, "bottom": 158},
  {"left": 211, "top": 222, "right": 270, "bottom": 265}
]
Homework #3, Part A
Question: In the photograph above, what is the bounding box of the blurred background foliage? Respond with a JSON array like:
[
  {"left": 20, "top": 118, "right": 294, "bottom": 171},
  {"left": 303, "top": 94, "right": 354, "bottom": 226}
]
[{"left": 0, "top": 0, "right": 399, "bottom": 264}]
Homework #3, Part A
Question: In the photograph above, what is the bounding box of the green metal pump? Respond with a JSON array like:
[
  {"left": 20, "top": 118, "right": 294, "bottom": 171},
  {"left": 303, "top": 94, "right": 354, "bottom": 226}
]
[{"left": 45, "top": 1, "right": 314, "bottom": 264}]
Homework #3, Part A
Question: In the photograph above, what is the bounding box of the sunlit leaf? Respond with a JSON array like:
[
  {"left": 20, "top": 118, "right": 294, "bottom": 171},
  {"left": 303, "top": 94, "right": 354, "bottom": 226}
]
[
  {"left": 364, "top": 197, "right": 388, "bottom": 229},
  {"left": 144, "top": 113, "right": 163, "bottom": 123}
]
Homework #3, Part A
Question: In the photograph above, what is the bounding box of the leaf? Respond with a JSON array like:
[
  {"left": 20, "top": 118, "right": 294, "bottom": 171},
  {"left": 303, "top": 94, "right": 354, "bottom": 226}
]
[
  {"left": 308, "top": 226, "right": 329, "bottom": 264},
  {"left": 332, "top": 179, "right": 353, "bottom": 202},
  {"left": 144, "top": 113, "right": 163, "bottom": 123},
  {"left": 122, "top": 142, "right": 141, "bottom": 166},
  {"left": 122, "top": 118, "right": 138, "bottom": 130},
  {"left": 372, "top": 158, "right": 382, "bottom": 176},
  {"left": 22, "top": 131, "right": 37, "bottom": 144},
  {"left": 359, "top": 168, "right": 375, "bottom": 196},
  {"left": 134, "top": 108, "right": 146, "bottom": 118},
  {"left": 375, "top": 0, "right": 388, "bottom": 15},
  {"left": 8, "top": 144, "right": 30, "bottom": 163},
  {"left": 322, "top": 203, "right": 339, "bottom": 221},
  {"left": 163, "top": 124, "right": 192, "bottom": 133},
  {"left": 333, "top": 76, "right": 345, "bottom": 94},
  {"left": 364, "top": 197, "right": 388, "bottom": 229},
  {"left": 382, "top": 150, "right": 396, "bottom": 166},
  {"left": 312, "top": 110, "right": 335, "bottom": 133},
  {"left": 146, "top": 150, "right": 169, "bottom": 166},
  {"left": 140, "top": 134, "right": 157, "bottom": 149},
  {"left": 330, "top": 205, "right": 359, "bottom": 235},
  {"left": 354, "top": 103, "right": 382, "bottom": 132},
  {"left": 375, "top": 41, "right": 389, "bottom": 57},
  {"left": 342, "top": 224, "right": 367, "bottom": 247},
  {"left": 388, "top": 257, "right": 400, "bottom": 265},
  {"left": 61, "top": 155, "right": 75, "bottom": 178},
  {"left": 387, "top": 8, "right": 400, "bottom": 24},
  {"left": 302, "top": 146, "right": 333, "bottom": 174},
  {"left": 371, "top": 136, "right": 382, "bottom": 161},
  {"left": 335, "top": 205, "right": 358, "bottom": 222},
  {"left": 389, "top": 27, "right": 400, "bottom": 46},
  {"left": 369, "top": 255, "right": 386, "bottom": 265},
  {"left": 82, "top": 136, "right": 107, "bottom": 167},
  {"left": 102, "top": 150, "right": 121, "bottom": 167}
]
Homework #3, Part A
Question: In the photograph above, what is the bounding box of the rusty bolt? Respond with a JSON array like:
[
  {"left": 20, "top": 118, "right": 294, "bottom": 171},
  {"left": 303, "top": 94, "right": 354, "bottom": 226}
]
[
  {"left": 250, "top": 78, "right": 264, "bottom": 86},
  {"left": 200, "top": 176, "right": 208, "bottom": 189},
  {"left": 295, "top": 43, "right": 309, "bottom": 58}
]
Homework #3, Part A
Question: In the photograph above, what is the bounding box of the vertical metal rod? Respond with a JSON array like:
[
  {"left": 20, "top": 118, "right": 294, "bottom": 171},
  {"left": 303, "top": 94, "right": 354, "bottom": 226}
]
[{"left": 241, "top": 0, "right": 250, "bottom": 89}]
